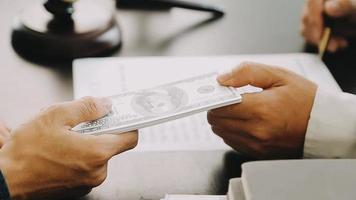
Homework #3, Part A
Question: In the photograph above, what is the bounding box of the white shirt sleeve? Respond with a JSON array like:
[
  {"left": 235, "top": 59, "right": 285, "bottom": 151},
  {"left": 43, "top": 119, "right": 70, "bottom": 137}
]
[{"left": 304, "top": 88, "right": 356, "bottom": 158}]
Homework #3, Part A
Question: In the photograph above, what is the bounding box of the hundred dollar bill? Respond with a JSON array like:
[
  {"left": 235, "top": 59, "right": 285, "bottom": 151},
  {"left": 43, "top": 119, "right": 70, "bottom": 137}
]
[{"left": 72, "top": 72, "right": 261, "bottom": 135}]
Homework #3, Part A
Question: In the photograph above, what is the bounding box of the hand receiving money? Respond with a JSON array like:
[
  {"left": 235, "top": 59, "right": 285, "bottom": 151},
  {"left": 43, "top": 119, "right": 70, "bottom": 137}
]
[{"left": 0, "top": 97, "right": 137, "bottom": 200}]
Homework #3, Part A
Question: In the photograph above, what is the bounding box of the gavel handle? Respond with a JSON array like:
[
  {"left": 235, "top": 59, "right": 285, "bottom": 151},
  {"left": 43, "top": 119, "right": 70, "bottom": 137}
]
[
  {"left": 117, "top": 0, "right": 225, "bottom": 16},
  {"left": 44, "top": 0, "right": 74, "bottom": 20}
]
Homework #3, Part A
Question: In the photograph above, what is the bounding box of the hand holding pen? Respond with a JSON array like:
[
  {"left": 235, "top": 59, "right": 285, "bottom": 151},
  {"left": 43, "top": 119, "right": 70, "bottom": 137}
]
[{"left": 301, "top": 0, "right": 356, "bottom": 54}]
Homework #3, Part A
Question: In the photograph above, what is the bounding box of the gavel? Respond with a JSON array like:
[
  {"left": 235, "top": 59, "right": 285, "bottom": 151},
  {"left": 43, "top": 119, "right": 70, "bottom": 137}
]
[{"left": 11, "top": 0, "right": 122, "bottom": 61}]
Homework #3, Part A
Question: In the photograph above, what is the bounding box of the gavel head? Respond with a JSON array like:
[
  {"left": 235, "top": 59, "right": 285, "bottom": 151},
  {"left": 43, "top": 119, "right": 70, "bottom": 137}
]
[
  {"left": 44, "top": 0, "right": 78, "bottom": 20},
  {"left": 12, "top": 0, "right": 122, "bottom": 60}
]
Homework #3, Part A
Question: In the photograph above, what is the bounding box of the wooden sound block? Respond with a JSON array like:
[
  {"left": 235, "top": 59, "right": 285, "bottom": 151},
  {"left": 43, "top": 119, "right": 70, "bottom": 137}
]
[{"left": 11, "top": 1, "right": 122, "bottom": 61}]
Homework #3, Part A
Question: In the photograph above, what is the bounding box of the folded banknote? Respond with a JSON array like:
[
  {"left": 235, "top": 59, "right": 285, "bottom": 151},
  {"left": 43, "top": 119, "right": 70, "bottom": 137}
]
[{"left": 72, "top": 72, "right": 262, "bottom": 135}]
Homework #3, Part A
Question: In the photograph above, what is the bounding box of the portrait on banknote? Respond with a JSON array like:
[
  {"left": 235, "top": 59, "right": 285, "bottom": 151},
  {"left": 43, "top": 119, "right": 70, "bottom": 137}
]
[{"left": 131, "top": 87, "right": 188, "bottom": 117}]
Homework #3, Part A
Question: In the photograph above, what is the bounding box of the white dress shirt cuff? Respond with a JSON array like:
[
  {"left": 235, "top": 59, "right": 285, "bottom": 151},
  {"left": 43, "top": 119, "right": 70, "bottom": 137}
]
[{"left": 304, "top": 89, "right": 356, "bottom": 158}]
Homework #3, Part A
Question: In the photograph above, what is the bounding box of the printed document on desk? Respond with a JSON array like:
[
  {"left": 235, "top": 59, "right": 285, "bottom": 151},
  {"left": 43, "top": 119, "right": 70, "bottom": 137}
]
[{"left": 73, "top": 53, "right": 341, "bottom": 152}]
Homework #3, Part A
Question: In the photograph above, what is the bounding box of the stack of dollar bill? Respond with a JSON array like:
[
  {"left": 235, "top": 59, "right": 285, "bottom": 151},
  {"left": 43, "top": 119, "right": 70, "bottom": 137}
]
[{"left": 72, "top": 72, "right": 262, "bottom": 135}]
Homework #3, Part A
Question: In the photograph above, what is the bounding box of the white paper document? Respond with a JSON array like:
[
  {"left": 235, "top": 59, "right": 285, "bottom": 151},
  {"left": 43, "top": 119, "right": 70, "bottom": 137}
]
[{"left": 73, "top": 53, "right": 341, "bottom": 152}]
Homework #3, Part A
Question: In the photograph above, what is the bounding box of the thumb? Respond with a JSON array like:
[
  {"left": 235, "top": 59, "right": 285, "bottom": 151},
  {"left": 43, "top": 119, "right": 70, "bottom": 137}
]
[
  {"left": 325, "top": 0, "right": 355, "bottom": 17},
  {"left": 47, "top": 97, "right": 112, "bottom": 128},
  {"left": 217, "top": 62, "right": 285, "bottom": 89},
  {"left": 93, "top": 131, "right": 139, "bottom": 158}
]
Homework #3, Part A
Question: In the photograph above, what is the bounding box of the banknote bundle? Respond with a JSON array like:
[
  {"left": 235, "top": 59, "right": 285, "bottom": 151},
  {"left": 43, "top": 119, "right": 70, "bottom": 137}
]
[{"left": 72, "top": 72, "right": 262, "bottom": 135}]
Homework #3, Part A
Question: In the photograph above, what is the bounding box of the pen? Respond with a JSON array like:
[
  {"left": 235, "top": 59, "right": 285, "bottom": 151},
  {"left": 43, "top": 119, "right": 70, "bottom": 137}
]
[
  {"left": 117, "top": 0, "right": 225, "bottom": 16},
  {"left": 318, "top": 15, "right": 332, "bottom": 58}
]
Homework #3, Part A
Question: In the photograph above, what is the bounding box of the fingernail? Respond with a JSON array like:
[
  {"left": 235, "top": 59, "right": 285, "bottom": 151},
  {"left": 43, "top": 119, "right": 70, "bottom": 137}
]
[
  {"left": 217, "top": 71, "right": 232, "bottom": 83},
  {"left": 99, "top": 97, "right": 112, "bottom": 110}
]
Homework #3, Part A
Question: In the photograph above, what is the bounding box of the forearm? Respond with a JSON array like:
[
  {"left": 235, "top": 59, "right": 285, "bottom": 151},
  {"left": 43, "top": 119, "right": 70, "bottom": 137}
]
[{"left": 304, "top": 88, "right": 356, "bottom": 158}]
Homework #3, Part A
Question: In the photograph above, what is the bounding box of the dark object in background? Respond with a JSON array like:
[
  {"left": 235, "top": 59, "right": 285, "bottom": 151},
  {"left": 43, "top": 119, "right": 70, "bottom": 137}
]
[
  {"left": 117, "top": 0, "right": 225, "bottom": 16},
  {"left": 11, "top": 0, "right": 122, "bottom": 61}
]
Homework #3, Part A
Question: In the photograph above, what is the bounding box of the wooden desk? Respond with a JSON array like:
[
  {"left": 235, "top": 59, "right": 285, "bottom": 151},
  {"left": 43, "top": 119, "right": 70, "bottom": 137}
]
[{"left": 1, "top": 0, "right": 353, "bottom": 199}]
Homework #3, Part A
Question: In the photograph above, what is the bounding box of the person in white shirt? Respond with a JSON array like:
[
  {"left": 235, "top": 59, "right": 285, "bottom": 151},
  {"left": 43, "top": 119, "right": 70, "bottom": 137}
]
[{"left": 208, "top": 0, "right": 356, "bottom": 159}]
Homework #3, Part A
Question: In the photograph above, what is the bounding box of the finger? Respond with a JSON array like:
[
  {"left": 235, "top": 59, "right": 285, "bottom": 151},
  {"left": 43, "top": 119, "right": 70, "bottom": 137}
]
[
  {"left": 87, "top": 131, "right": 139, "bottom": 159},
  {"left": 209, "top": 93, "right": 262, "bottom": 120},
  {"left": 217, "top": 62, "right": 287, "bottom": 89},
  {"left": 304, "top": 0, "right": 325, "bottom": 44},
  {"left": 208, "top": 93, "right": 261, "bottom": 120},
  {"left": 325, "top": 0, "right": 354, "bottom": 17},
  {"left": 327, "top": 36, "right": 349, "bottom": 52},
  {"left": 300, "top": 22, "right": 322, "bottom": 46},
  {"left": 211, "top": 126, "right": 258, "bottom": 157},
  {"left": 301, "top": 0, "right": 324, "bottom": 44},
  {"left": 208, "top": 88, "right": 267, "bottom": 120},
  {"left": 46, "top": 97, "right": 112, "bottom": 128},
  {"left": 207, "top": 115, "right": 255, "bottom": 137},
  {"left": 208, "top": 104, "right": 251, "bottom": 120},
  {"left": 301, "top": 20, "right": 323, "bottom": 46}
]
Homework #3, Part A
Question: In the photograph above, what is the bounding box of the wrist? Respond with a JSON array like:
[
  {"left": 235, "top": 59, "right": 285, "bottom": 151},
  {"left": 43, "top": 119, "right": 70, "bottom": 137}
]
[{"left": 304, "top": 89, "right": 356, "bottom": 158}]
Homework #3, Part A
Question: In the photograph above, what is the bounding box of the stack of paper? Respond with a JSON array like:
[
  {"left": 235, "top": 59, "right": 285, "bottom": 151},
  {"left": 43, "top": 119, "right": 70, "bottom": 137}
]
[
  {"left": 160, "top": 160, "right": 356, "bottom": 200},
  {"left": 227, "top": 159, "right": 356, "bottom": 200}
]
